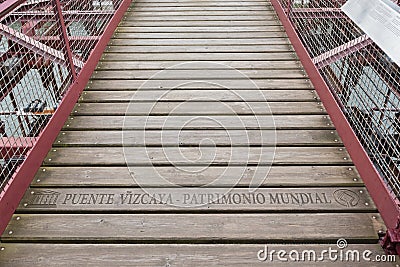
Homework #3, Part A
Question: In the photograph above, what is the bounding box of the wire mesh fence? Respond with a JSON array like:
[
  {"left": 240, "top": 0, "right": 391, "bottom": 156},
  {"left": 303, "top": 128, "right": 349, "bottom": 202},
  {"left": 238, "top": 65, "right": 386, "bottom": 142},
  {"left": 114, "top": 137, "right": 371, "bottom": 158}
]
[
  {"left": 278, "top": 0, "right": 400, "bottom": 199},
  {"left": 0, "top": 0, "right": 123, "bottom": 191}
]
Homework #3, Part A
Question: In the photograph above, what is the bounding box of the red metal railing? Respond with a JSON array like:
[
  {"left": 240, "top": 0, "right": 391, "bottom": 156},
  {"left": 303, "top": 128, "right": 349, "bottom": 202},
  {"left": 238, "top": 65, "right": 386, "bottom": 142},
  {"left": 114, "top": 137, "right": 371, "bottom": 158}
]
[
  {"left": 271, "top": 0, "right": 400, "bottom": 254},
  {"left": 1, "top": 0, "right": 399, "bottom": 254},
  {"left": 0, "top": 0, "right": 131, "bottom": 234}
]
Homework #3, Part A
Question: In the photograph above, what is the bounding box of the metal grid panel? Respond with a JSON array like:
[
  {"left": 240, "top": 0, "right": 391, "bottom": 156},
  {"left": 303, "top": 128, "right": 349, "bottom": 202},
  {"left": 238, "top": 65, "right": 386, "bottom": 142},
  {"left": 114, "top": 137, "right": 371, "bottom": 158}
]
[
  {"left": 0, "top": 0, "right": 123, "bottom": 192},
  {"left": 279, "top": 0, "right": 400, "bottom": 199}
]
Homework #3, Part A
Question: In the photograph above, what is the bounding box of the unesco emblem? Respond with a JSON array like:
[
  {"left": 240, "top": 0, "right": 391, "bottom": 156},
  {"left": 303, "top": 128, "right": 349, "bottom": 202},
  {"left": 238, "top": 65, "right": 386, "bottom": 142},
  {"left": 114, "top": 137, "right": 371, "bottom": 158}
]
[
  {"left": 333, "top": 189, "right": 360, "bottom": 207},
  {"left": 27, "top": 190, "right": 60, "bottom": 208}
]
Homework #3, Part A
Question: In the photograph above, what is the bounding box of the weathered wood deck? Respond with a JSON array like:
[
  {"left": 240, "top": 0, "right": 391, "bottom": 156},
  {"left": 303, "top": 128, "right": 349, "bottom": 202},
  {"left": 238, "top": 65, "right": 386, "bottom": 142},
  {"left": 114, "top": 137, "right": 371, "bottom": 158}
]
[{"left": 0, "top": 0, "right": 393, "bottom": 265}]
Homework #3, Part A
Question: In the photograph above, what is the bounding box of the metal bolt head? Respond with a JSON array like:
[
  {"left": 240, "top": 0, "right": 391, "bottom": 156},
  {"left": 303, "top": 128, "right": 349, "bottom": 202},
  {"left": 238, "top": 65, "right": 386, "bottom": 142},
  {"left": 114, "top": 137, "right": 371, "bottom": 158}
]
[
  {"left": 8, "top": 231, "right": 12, "bottom": 235},
  {"left": 16, "top": 216, "right": 20, "bottom": 220},
  {"left": 0, "top": 247, "right": 4, "bottom": 251}
]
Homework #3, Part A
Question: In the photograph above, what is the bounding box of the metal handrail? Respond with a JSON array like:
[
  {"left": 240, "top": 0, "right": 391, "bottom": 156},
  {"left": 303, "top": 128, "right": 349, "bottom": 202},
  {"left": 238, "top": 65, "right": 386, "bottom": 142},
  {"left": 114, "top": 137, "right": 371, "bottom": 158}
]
[{"left": 0, "top": 0, "right": 132, "bottom": 234}]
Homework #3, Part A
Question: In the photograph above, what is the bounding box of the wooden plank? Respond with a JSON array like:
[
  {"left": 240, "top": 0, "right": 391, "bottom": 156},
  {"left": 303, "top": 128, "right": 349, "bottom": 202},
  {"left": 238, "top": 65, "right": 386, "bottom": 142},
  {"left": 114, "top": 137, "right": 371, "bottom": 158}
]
[
  {"left": 91, "top": 69, "right": 303, "bottom": 79},
  {"left": 62, "top": 115, "right": 335, "bottom": 130},
  {"left": 71, "top": 102, "right": 325, "bottom": 116},
  {"left": 91, "top": 67, "right": 301, "bottom": 78},
  {"left": 109, "top": 38, "right": 291, "bottom": 46},
  {"left": 133, "top": 3, "right": 272, "bottom": 8},
  {"left": 54, "top": 130, "right": 341, "bottom": 146},
  {"left": 132, "top": 6, "right": 272, "bottom": 11},
  {"left": 2, "top": 213, "right": 384, "bottom": 242},
  {"left": 0, "top": 244, "right": 393, "bottom": 267},
  {"left": 42, "top": 147, "right": 351, "bottom": 166},
  {"left": 95, "top": 61, "right": 301, "bottom": 71},
  {"left": 105, "top": 44, "right": 292, "bottom": 53},
  {"left": 81, "top": 90, "right": 317, "bottom": 102},
  {"left": 134, "top": 2, "right": 272, "bottom": 6},
  {"left": 134, "top": 1, "right": 271, "bottom": 6},
  {"left": 17, "top": 187, "right": 375, "bottom": 212},
  {"left": 32, "top": 166, "right": 362, "bottom": 187},
  {"left": 123, "top": 15, "right": 277, "bottom": 21},
  {"left": 113, "top": 32, "right": 288, "bottom": 39},
  {"left": 129, "top": 11, "right": 276, "bottom": 16},
  {"left": 102, "top": 52, "right": 296, "bottom": 61},
  {"left": 121, "top": 20, "right": 280, "bottom": 26},
  {"left": 87, "top": 79, "right": 312, "bottom": 90},
  {"left": 117, "top": 26, "right": 283, "bottom": 32}
]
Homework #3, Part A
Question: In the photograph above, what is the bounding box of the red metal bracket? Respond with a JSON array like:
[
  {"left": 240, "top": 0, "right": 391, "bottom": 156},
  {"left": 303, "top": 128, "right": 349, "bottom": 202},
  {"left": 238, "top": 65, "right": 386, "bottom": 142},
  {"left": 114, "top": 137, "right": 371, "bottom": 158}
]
[{"left": 380, "top": 217, "right": 400, "bottom": 255}]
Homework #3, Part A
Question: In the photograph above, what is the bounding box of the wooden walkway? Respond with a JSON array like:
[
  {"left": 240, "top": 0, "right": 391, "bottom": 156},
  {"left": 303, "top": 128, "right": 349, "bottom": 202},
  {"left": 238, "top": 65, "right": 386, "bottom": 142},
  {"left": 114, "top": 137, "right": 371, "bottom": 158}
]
[{"left": 0, "top": 0, "right": 392, "bottom": 266}]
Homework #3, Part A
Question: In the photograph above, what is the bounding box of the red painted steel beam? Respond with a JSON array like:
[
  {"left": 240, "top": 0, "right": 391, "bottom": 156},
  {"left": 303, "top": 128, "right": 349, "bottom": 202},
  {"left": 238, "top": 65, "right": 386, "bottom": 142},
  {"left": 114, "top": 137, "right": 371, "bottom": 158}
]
[
  {"left": 8, "top": 10, "right": 115, "bottom": 20},
  {"left": 271, "top": 0, "right": 400, "bottom": 233},
  {"left": 33, "top": 35, "right": 100, "bottom": 41},
  {"left": 291, "top": 8, "right": 344, "bottom": 19},
  {"left": 53, "top": 0, "right": 77, "bottom": 79},
  {"left": 0, "top": 23, "right": 84, "bottom": 69},
  {"left": 33, "top": 36, "right": 100, "bottom": 51},
  {"left": 15, "top": 0, "right": 108, "bottom": 11},
  {"left": 16, "top": 0, "right": 51, "bottom": 11},
  {"left": 0, "top": 137, "right": 34, "bottom": 158},
  {"left": 313, "top": 34, "right": 373, "bottom": 69},
  {"left": 0, "top": 0, "right": 25, "bottom": 18},
  {"left": 32, "top": 35, "right": 100, "bottom": 49},
  {"left": 0, "top": 0, "right": 133, "bottom": 236}
]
